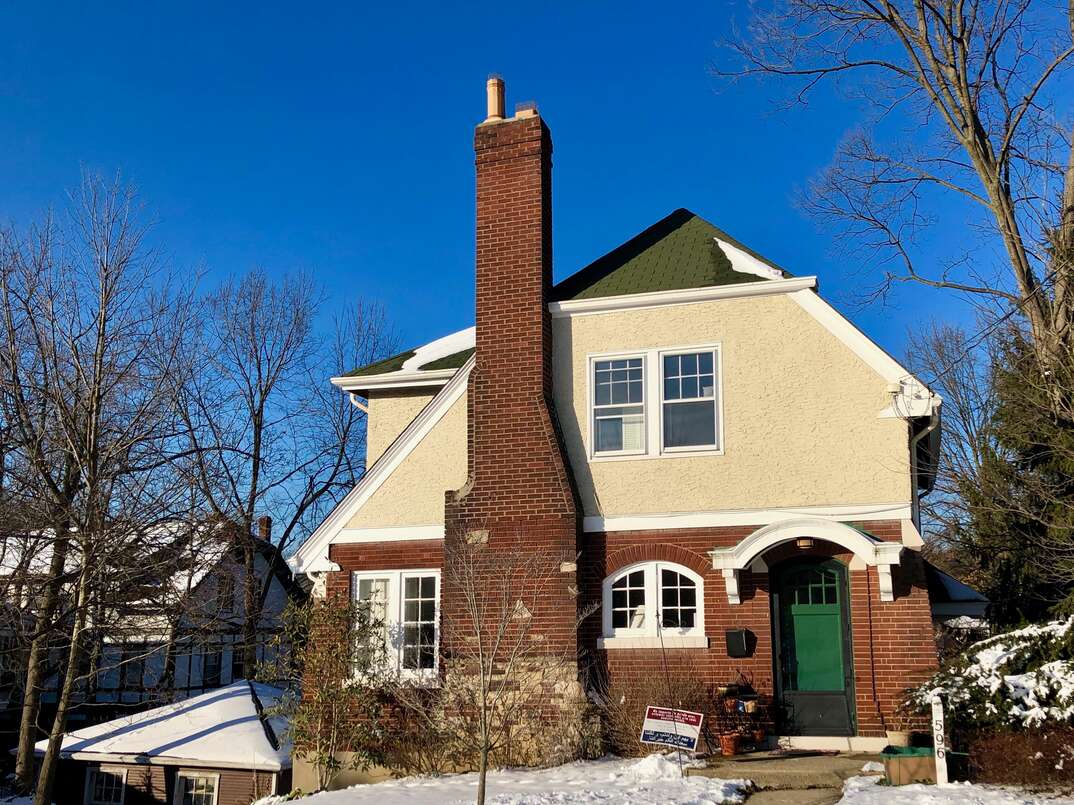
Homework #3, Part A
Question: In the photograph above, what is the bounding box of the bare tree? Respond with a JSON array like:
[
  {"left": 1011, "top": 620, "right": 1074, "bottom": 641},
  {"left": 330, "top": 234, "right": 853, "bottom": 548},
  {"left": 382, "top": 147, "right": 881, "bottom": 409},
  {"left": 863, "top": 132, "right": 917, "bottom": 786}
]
[
  {"left": 722, "top": 0, "right": 1074, "bottom": 365},
  {"left": 394, "top": 537, "right": 593, "bottom": 805},
  {"left": 0, "top": 173, "right": 199, "bottom": 802},
  {"left": 176, "top": 271, "right": 393, "bottom": 672}
]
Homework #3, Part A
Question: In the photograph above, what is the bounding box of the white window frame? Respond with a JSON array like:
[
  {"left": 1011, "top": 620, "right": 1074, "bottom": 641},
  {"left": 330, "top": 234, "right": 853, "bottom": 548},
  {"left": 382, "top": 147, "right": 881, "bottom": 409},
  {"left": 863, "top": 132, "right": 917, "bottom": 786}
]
[
  {"left": 589, "top": 352, "right": 648, "bottom": 457},
  {"left": 351, "top": 568, "right": 440, "bottom": 684},
  {"left": 172, "top": 771, "right": 220, "bottom": 805},
  {"left": 599, "top": 561, "right": 708, "bottom": 649},
  {"left": 587, "top": 344, "right": 723, "bottom": 461},
  {"left": 84, "top": 766, "right": 127, "bottom": 805},
  {"left": 659, "top": 346, "right": 722, "bottom": 453}
]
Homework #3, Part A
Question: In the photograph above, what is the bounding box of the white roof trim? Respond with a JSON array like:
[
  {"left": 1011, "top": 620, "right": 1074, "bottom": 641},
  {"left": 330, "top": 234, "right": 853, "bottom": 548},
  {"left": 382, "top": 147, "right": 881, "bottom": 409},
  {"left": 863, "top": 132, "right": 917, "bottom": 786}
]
[
  {"left": 584, "top": 501, "right": 913, "bottom": 533},
  {"left": 335, "top": 525, "right": 445, "bottom": 543},
  {"left": 548, "top": 276, "right": 817, "bottom": 317},
  {"left": 291, "top": 356, "right": 474, "bottom": 575},
  {"left": 49, "top": 750, "right": 286, "bottom": 772},
  {"left": 332, "top": 368, "right": 457, "bottom": 393},
  {"left": 788, "top": 288, "right": 940, "bottom": 415}
]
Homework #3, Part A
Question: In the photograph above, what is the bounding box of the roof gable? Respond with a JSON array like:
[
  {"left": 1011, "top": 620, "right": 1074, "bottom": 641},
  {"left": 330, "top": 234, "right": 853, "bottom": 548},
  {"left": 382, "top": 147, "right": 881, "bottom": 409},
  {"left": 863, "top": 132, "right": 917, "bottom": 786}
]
[{"left": 551, "top": 208, "right": 787, "bottom": 301}]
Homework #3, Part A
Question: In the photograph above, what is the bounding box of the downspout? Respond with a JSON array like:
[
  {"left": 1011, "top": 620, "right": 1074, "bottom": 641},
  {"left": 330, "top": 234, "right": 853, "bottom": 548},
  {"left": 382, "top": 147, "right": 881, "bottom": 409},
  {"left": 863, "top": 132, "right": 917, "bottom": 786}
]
[
  {"left": 348, "top": 393, "right": 369, "bottom": 413},
  {"left": 908, "top": 395, "right": 941, "bottom": 528}
]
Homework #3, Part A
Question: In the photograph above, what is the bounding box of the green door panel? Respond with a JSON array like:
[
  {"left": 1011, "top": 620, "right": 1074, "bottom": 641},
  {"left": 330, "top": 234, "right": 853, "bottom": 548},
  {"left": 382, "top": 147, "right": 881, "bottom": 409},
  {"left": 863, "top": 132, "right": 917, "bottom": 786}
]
[{"left": 786, "top": 607, "right": 844, "bottom": 690}]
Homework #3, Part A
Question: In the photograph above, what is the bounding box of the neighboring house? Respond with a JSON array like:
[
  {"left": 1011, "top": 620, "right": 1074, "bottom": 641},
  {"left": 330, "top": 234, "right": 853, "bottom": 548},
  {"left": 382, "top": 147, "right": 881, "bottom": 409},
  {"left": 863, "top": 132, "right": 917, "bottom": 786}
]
[
  {"left": 291, "top": 78, "right": 951, "bottom": 754},
  {"left": 0, "top": 519, "right": 300, "bottom": 748},
  {"left": 37, "top": 680, "right": 291, "bottom": 805}
]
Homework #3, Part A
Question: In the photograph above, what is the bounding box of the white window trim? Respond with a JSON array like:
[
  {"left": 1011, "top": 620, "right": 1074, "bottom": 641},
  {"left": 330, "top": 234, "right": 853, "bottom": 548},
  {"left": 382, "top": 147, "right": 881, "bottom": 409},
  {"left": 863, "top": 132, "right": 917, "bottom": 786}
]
[
  {"left": 84, "top": 766, "right": 128, "bottom": 805},
  {"left": 589, "top": 352, "right": 648, "bottom": 458},
  {"left": 586, "top": 344, "right": 724, "bottom": 461},
  {"left": 351, "top": 568, "right": 441, "bottom": 684},
  {"left": 658, "top": 345, "right": 722, "bottom": 454},
  {"left": 172, "top": 771, "right": 221, "bottom": 805},
  {"left": 599, "top": 561, "right": 708, "bottom": 649}
]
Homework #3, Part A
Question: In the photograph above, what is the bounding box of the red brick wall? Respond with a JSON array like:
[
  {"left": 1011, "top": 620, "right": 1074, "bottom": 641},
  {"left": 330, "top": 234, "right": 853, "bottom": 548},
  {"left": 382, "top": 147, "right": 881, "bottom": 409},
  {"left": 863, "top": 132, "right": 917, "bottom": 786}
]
[
  {"left": 326, "top": 539, "right": 443, "bottom": 599},
  {"left": 579, "top": 522, "right": 936, "bottom": 737},
  {"left": 443, "top": 110, "right": 580, "bottom": 655}
]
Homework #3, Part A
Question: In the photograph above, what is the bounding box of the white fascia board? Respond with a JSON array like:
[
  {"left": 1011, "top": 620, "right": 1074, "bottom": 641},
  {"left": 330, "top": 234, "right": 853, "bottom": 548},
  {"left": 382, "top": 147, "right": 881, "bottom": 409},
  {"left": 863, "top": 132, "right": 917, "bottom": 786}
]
[
  {"left": 584, "top": 502, "right": 913, "bottom": 533},
  {"left": 547, "top": 276, "right": 818, "bottom": 318},
  {"left": 335, "top": 525, "right": 445, "bottom": 543},
  {"left": 331, "top": 369, "right": 456, "bottom": 394},
  {"left": 290, "top": 356, "right": 474, "bottom": 575},
  {"left": 50, "top": 751, "right": 285, "bottom": 772},
  {"left": 788, "top": 289, "right": 942, "bottom": 417}
]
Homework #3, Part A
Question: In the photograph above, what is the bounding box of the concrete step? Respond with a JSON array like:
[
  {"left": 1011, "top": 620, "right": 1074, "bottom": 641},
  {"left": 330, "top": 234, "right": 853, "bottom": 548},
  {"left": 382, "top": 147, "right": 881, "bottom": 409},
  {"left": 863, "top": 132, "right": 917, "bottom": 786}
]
[{"left": 687, "top": 750, "right": 878, "bottom": 792}]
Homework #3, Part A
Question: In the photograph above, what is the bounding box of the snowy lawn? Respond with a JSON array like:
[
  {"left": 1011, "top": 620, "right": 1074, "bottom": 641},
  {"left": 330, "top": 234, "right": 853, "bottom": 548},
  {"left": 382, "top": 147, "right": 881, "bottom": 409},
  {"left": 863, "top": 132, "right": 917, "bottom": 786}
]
[
  {"left": 256, "top": 754, "right": 753, "bottom": 804},
  {"left": 840, "top": 775, "right": 1074, "bottom": 804}
]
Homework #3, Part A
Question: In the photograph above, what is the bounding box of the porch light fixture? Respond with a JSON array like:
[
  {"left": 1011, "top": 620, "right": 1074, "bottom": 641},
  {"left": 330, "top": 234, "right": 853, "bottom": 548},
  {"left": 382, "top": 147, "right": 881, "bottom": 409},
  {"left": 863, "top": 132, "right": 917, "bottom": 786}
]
[{"left": 795, "top": 537, "right": 814, "bottom": 550}]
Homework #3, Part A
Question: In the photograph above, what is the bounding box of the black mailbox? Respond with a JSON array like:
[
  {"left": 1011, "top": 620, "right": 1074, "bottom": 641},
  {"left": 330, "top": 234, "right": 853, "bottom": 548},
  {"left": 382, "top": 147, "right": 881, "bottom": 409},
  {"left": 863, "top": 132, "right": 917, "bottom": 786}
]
[{"left": 725, "top": 628, "right": 752, "bottom": 658}]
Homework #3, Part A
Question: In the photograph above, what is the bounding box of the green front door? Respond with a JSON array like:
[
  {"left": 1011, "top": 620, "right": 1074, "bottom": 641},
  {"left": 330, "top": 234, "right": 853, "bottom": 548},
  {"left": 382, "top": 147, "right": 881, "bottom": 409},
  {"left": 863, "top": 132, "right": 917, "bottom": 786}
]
[{"left": 773, "top": 559, "right": 855, "bottom": 736}]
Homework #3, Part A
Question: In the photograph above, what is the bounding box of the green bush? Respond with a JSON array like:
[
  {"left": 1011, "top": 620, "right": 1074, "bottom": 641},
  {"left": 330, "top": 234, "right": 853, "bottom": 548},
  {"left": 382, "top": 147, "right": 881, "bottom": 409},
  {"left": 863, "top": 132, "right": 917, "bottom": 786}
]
[{"left": 910, "top": 619, "right": 1074, "bottom": 731}]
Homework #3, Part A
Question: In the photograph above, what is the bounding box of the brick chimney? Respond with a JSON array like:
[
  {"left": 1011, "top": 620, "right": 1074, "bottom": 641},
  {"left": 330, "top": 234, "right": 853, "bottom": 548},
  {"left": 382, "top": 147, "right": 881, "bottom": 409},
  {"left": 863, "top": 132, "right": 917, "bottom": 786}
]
[{"left": 444, "top": 77, "right": 580, "bottom": 654}]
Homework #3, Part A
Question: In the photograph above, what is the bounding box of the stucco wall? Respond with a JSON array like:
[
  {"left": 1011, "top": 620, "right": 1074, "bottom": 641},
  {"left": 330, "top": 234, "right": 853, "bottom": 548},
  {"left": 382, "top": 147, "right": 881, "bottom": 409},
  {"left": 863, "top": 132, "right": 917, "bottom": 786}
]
[
  {"left": 365, "top": 389, "right": 437, "bottom": 465},
  {"left": 552, "top": 292, "right": 912, "bottom": 518},
  {"left": 346, "top": 390, "right": 468, "bottom": 529}
]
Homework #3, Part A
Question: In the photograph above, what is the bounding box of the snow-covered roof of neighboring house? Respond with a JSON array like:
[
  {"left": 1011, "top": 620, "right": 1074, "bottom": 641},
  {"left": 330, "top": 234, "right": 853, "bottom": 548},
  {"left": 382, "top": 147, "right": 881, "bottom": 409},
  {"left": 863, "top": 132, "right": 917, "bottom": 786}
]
[
  {"left": 34, "top": 681, "right": 291, "bottom": 771},
  {"left": 925, "top": 562, "right": 989, "bottom": 625}
]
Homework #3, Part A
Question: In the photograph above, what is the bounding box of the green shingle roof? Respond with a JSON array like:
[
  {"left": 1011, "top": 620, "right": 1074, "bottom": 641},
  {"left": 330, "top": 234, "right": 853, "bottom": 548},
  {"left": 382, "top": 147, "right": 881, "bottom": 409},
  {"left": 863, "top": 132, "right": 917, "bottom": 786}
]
[
  {"left": 342, "top": 209, "right": 786, "bottom": 378},
  {"left": 551, "top": 208, "right": 786, "bottom": 301},
  {"left": 419, "top": 347, "right": 475, "bottom": 371}
]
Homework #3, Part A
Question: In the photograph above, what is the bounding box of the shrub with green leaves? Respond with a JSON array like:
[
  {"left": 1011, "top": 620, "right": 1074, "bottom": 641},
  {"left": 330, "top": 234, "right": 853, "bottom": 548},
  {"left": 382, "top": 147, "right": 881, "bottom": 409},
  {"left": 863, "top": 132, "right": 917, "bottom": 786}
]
[{"left": 910, "top": 619, "right": 1074, "bottom": 731}]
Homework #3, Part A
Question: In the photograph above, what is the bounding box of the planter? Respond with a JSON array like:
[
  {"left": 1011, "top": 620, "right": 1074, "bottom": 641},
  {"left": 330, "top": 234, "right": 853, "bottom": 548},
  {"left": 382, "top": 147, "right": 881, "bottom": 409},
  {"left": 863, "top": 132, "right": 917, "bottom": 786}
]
[
  {"left": 719, "top": 733, "right": 741, "bottom": 756},
  {"left": 886, "top": 730, "right": 912, "bottom": 747}
]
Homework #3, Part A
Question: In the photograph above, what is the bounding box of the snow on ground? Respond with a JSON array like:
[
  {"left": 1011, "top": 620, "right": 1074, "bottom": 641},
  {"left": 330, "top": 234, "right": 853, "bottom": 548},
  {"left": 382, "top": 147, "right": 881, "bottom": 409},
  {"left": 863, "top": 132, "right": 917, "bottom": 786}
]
[
  {"left": 256, "top": 754, "right": 752, "bottom": 805},
  {"left": 839, "top": 775, "right": 1074, "bottom": 804}
]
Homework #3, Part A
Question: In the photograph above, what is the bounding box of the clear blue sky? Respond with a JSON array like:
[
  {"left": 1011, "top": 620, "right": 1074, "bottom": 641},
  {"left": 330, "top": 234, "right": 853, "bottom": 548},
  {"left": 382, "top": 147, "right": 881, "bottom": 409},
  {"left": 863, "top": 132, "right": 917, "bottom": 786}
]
[{"left": 1, "top": 2, "right": 972, "bottom": 366}]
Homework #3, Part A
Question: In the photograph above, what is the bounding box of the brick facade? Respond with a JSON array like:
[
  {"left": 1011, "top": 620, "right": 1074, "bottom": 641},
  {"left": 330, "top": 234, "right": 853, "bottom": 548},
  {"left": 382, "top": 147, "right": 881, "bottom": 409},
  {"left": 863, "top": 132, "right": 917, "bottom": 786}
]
[{"left": 577, "top": 521, "right": 936, "bottom": 737}]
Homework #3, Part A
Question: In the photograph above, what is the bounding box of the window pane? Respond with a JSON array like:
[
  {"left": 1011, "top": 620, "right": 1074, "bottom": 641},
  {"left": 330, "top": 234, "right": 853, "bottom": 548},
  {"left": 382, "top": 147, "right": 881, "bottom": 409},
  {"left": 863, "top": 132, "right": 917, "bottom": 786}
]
[
  {"left": 610, "top": 569, "right": 647, "bottom": 631},
  {"left": 664, "top": 378, "right": 680, "bottom": 400},
  {"left": 402, "top": 575, "right": 437, "bottom": 671},
  {"left": 681, "top": 353, "right": 697, "bottom": 374},
  {"left": 658, "top": 568, "right": 698, "bottom": 633},
  {"left": 663, "top": 355, "right": 678, "bottom": 377},
  {"left": 699, "top": 352, "right": 713, "bottom": 374},
  {"left": 663, "top": 400, "right": 716, "bottom": 448},
  {"left": 681, "top": 377, "right": 698, "bottom": 398},
  {"left": 595, "top": 418, "right": 623, "bottom": 452},
  {"left": 595, "top": 382, "right": 611, "bottom": 405}
]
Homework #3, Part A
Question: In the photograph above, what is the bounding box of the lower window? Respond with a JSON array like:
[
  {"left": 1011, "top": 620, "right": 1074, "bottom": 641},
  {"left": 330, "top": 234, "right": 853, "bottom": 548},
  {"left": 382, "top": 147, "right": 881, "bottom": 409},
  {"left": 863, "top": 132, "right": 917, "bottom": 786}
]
[
  {"left": 174, "top": 772, "right": 218, "bottom": 805},
  {"left": 85, "top": 768, "right": 126, "bottom": 805},
  {"left": 601, "top": 562, "right": 705, "bottom": 642},
  {"left": 352, "top": 569, "right": 440, "bottom": 679}
]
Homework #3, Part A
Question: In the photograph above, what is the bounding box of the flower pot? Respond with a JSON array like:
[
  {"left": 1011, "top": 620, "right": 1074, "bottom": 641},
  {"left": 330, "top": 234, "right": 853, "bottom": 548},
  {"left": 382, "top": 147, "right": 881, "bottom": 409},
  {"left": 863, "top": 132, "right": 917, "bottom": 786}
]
[
  {"left": 886, "top": 730, "right": 911, "bottom": 747},
  {"left": 719, "top": 733, "right": 741, "bottom": 756}
]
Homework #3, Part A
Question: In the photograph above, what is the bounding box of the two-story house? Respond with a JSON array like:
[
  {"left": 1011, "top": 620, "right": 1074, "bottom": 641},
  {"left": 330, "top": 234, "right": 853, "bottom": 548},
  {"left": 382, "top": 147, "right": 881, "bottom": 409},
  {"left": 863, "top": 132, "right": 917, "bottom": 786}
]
[{"left": 291, "top": 77, "right": 945, "bottom": 755}]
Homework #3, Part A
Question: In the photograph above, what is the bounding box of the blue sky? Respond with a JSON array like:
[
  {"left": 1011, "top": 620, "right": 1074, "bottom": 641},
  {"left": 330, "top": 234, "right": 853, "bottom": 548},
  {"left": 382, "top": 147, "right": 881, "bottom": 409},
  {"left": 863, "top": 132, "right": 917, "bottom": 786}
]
[{"left": 0, "top": 2, "right": 974, "bottom": 366}]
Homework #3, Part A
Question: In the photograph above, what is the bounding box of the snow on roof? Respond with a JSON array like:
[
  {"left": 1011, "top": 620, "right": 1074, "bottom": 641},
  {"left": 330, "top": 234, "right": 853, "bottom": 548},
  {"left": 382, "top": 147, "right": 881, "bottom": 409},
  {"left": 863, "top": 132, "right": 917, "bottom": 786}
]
[
  {"left": 400, "top": 326, "right": 475, "bottom": 372},
  {"left": 35, "top": 681, "right": 291, "bottom": 771}
]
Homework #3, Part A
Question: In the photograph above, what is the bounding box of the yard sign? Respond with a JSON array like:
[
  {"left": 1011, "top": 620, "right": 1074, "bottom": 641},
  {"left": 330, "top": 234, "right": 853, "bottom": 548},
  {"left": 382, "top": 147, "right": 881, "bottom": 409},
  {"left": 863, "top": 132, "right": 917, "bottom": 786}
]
[{"left": 639, "top": 705, "right": 704, "bottom": 751}]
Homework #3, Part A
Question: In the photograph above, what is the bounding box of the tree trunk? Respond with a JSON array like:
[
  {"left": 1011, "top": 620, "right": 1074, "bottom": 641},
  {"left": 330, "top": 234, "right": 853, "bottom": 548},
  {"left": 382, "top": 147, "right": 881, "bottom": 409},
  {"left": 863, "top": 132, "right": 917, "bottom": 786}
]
[
  {"left": 242, "top": 535, "right": 259, "bottom": 674},
  {"left": 34, "top": 570, "right": 89, "bottom": 805},
  {"left": 14, "top": 533, "right": 70, "bottom": 791}
]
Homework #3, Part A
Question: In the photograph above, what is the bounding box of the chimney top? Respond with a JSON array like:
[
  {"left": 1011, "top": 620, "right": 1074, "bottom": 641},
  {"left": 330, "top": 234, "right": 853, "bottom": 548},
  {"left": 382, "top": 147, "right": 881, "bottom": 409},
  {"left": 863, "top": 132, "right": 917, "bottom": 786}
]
[{"left": 485, "top": 76, "right": 505, "bottom": 123}]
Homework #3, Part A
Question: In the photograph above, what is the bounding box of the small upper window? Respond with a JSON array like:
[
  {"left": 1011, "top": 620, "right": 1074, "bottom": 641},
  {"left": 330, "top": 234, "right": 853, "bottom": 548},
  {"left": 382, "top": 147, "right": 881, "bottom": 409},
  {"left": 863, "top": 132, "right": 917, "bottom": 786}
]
[
  {"left": 592, "top": 357, "right": 645, "bottom": 455},
  {"left": 661, "top": 350, "right": 718, "bottom": 450}
]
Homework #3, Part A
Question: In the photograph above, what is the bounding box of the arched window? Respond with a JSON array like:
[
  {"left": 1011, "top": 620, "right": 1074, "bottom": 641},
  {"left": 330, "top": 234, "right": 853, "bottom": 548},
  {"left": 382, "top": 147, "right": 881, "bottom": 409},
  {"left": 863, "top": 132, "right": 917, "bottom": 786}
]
[{"left": 600, "top": 562, "right": 707, "bottom": 648}]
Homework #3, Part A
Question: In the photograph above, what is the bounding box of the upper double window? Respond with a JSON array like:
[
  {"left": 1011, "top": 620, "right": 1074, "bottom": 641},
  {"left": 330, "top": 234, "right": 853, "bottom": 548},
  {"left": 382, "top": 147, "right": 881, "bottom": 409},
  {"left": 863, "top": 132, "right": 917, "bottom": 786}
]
[{"left": 590, "top": 347, "right": 721, "bottom": 458}]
